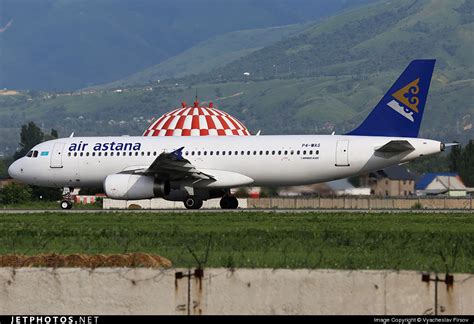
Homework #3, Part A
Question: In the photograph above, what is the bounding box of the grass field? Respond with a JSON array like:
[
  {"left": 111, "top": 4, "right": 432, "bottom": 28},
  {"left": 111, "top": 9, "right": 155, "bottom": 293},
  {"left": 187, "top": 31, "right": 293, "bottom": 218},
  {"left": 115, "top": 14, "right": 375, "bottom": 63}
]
[{"left": 0, "top": 211, "right": 473, "bottom": 272}]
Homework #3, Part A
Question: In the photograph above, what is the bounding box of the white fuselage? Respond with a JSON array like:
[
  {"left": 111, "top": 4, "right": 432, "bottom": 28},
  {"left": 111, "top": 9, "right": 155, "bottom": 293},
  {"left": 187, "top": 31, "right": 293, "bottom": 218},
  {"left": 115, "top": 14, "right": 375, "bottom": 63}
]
[{"left": 9, "top": 135, "right": 442, "bottom": 189}]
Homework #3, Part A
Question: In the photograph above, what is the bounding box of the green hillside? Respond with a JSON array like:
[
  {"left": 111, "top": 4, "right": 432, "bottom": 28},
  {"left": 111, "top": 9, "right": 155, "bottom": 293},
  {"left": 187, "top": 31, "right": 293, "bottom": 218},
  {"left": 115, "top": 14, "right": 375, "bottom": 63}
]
[
  {"left": 0, "top": 0, "right": 373, "bottom": 90},
  {"left": 199, "top": 0, "right": 473, "bottom": 82},
  {"left": 102, "top": 23, "right": 310, "bottom": 89},
  {"left": 0, "top": 0, "right": 472, "bottom": 156}
]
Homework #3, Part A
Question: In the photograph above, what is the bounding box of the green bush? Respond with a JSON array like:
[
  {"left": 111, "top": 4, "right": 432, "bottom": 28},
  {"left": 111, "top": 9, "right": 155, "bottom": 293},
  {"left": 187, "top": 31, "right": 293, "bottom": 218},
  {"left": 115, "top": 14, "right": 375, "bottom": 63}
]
[{"left": 0, "top": 183, "right": 33, "bottom": 204}]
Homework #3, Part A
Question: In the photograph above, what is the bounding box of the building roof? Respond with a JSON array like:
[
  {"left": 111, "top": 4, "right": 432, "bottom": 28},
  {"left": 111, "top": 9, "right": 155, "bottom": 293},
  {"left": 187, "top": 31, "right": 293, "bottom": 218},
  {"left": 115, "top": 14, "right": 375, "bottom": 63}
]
[
  {"left": 143, "top": 101, "right": 250, "bottom": 136},
  {"left": 416, "top": 173, "right": 466, "bottom": 190},
  {"left": 371, "top": 165, "right": 416, "bottom": 181}
]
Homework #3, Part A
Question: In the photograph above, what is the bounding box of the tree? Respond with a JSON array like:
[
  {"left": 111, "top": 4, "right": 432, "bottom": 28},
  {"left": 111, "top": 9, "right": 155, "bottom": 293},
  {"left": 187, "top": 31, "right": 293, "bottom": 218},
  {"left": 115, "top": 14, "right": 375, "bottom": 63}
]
[
  {"left": 12, "top": 122, "right": 59, "bottom": 160},
  {"left": 448, "top": 145, "right": 462, "bottom": 172},
  {"left": 0, "top": 182, "right": 32, "bottom": 204},
  {"left": 459, "top": 141, "right": 474, "bottom": 187},
  {"left": 14, "top": 122, "right": 44, "bottom": 160},
  {"left": 51, "top": 129, "right": 59, "bottom": 139}
]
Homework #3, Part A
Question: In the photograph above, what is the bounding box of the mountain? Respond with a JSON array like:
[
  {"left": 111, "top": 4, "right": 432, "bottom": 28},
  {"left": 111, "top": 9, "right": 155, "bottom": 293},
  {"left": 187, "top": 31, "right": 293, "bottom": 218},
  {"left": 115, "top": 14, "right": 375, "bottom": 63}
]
[
  {"left": 0, "top": 0, "right": 472, "bottom": 156},
  {"left": 101, "top": 23, "right": 310, "bottom": 89},
  {"left": 0, "top": 0, "right": 374, "bottom": 90},
  {"left": 189, "top": 0, "right": 473, "bottom": 83}
]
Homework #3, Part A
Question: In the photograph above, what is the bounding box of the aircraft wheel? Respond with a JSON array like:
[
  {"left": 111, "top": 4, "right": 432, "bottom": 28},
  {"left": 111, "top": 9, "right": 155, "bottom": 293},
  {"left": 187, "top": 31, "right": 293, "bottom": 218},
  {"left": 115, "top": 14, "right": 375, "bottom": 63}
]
[
  {"left": 184, "top": 197, "right": 203, "bottom": 209},
  {"left": 220, "top": 196, "right": 238, "bottom": 209},
  {"left": 60, "top": 200, "right": 73, "bottom": 210},
  {"left": 229, "top": 196, "right": 238, "bottom": 209}
]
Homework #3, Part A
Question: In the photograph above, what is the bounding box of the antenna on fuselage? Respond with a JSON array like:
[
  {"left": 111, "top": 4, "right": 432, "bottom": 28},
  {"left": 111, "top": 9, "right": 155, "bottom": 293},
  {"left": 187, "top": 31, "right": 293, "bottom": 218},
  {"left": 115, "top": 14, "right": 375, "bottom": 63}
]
[{"left": 69, "top": 132, "right": 75, "bottom": 138}]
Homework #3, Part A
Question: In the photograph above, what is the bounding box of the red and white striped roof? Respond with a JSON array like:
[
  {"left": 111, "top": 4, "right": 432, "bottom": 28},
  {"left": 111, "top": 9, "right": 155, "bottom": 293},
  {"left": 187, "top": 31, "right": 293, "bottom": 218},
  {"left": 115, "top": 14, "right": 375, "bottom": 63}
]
[{"left": 143, "top": 101, "right": 251, "bottom": 136}]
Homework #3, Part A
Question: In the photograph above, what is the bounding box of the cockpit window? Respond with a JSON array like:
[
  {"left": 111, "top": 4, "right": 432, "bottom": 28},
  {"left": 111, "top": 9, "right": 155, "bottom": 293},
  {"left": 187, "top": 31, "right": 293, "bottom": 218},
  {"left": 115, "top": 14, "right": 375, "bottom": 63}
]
[
  {"left": 26, "top": 151, "right": 33, "bottom": 157},
  {"left": 33, "top": 151, "right": 39, "bottom": 158}
]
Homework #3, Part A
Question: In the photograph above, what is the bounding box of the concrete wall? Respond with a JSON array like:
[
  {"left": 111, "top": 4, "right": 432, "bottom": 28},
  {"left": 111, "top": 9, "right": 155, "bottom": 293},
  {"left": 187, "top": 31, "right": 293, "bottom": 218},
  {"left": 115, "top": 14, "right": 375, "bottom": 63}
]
[
  {"left": 0, "top": 268, "right": 472, "bottom": 315},
  {"left": 103, "top": 198, "right": 248, "bottom": 209},
  {"left": 103, "top": 197, "right": 473, "bottom": 210}
]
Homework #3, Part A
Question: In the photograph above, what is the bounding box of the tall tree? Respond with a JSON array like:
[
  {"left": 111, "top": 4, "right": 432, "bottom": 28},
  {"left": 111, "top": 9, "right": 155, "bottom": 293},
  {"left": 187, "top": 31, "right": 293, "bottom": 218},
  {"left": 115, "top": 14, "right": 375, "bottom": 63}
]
[
  {"left": 448, "top": 145, "right": 462, "bottom": 172},
  {"left": 14, "top": 122, "right": 44, "bottom": 160},
  {"left": 459, "top": 141, "right": 474, "bottom": 187}
]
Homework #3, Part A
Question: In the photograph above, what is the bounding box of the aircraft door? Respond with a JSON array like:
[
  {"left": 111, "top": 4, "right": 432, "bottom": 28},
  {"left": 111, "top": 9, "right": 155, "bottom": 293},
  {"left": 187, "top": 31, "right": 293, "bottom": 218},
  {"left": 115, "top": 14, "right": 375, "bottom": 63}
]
[
  {"left": 50, "top": 142, "right": 65, "bottom": 168},
  {"left": 335, "top": 140, "right": 350, "bottom": 167}
]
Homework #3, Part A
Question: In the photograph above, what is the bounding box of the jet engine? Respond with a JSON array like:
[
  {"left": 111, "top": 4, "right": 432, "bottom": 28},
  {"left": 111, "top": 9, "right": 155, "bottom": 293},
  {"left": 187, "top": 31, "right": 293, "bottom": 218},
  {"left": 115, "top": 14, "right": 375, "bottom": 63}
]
[{"left": 104, "top": 174, "right": 170, "bottom": 200}]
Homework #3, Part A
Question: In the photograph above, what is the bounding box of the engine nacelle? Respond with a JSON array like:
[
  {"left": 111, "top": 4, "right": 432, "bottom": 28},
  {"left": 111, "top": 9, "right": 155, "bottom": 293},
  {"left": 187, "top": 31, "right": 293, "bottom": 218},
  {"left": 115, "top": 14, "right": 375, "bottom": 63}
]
[{"left": 104, "top": 174, "right": 170, "bottom": 200}]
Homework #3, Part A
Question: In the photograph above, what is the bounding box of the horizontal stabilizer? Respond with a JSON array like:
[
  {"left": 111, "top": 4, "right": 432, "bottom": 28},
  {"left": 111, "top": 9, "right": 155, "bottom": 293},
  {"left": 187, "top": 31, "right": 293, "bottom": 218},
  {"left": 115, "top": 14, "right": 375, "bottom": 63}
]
[{"left": 375, "top": 140, "right": 415, "bottom": 153}]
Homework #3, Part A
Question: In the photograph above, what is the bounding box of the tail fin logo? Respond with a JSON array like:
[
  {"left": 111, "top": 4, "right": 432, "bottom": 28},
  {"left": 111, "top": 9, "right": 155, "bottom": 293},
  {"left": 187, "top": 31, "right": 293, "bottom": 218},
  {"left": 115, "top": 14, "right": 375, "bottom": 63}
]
[{"left": 387, "top": 78, "right": 420, "bottom": 122}]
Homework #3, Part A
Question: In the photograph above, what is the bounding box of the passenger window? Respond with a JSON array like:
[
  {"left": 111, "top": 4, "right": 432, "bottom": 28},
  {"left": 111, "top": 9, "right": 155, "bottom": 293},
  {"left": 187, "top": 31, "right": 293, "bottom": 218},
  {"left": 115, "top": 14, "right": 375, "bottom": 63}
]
[
  {"left": 303, "top": 150, "right": 306, "bottom": 155},
  {"left": 284, "top": 151, "right": 288, "bottom": 155},
  {"left": 309, "top": 150, "right": 313, "bottom": 155},
  {"left": 135, "top": 152, "right": 138, "bottom": 156},
  {"left": 197, "top": 151, "right": 201, "bottom": 156},
  {"left": 74, "top": 152, "right": 77, "bottom": 157},
  {"left": 222, "top": 151, "right": 226, "bottom": 156},
  {"left": 141, "top": 152, "right": 144, "bottom": 156},
  {"left": 104, "top": 152, "right": 107, "bottom": 157},
  {"left": 153, "top": 152, "right": 157, "bottom": 156},
  {"left": 241, "top": 151, "right": 244, "bottom": 155},
  {"left": 272, "top": 151, "right": 275, "bottom": 155},
  {"left": 68, "top": 152, "right": 71, "bottom": 157},
  {"left": 210, "top": 151, "right": 213, "bottom": 156},
  {"left": 203, "top": 151, "right": 207, "bottom": 156},
  {"left": 228, "top": 151, "right": 232, "bottom": 156},
  {"left": 92, "top": 152, "right": 96, "bottom": 157},
  {"left": 235, "top": 151, "right": 238, "bottom": 155},
  {"left": 290, "top": 151, "right": 294, "bottom": 155},
  {"left": 86, "top": 152, "right": 90, "bottom": 157},
  {"left": 259, "top": 151, "right": 263, "bottom": 155},
  {"left": 253, "top": 151, "right": 256, "bottom": 155},
  {"left": 147, "top": 152, "right": 151, "bottom": 156},
  {"left": 192, "top": 151, "right": 195, "bottom": 156},
  {"left": 80, "top": 152, "right": 83, "bottom": 157},
  {"left": 216, "top": 151, "right": 220, "bottom": 156},
  {"left": 297, "top": 151, "right": 300, "bottom": 155},
  {"left": 247, "top": 151, "right": 250, "bottom": 155},
  {"left": 278, "top": 151, "right": 281, "bottom": 155},
  {"left": 185, "top": 151, "right": 188, "bottom": 156},
  {"left": 316, "top": 150, "right": 319, "bottom": 155},
  {"left": 110, "top": 152, "right": 113, "bottom": 157},
  {"left": 265, "top": 151, "right": 269, "bottom": 155},
  {"left": 129, "top": 152, "right": 132, "bottom": 156},
  {"left": 98, "top": 152, "right": 101, "bottom": 157}
]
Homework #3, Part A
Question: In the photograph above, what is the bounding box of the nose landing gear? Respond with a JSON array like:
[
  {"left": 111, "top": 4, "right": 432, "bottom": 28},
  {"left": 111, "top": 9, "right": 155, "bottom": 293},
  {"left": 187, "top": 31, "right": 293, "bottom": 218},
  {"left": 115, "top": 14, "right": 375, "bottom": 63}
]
[{"left": 60, "top": 187, "right": 74, "bottom": 210}]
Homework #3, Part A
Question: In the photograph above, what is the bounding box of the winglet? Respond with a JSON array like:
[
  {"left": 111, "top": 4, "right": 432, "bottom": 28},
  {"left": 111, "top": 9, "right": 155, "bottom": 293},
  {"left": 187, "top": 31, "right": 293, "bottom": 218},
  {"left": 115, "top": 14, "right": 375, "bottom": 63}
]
[{"left": 171, "top": 147, "right": 185, "bottom": 160}]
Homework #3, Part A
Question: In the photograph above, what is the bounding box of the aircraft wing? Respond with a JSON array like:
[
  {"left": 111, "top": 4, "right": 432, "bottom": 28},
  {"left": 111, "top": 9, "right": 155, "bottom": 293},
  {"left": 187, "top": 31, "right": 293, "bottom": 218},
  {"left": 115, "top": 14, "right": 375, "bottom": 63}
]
[
  {"left": 125, "top": 147, "right": 216, "bottom": 181},
  {"left": 375, "top": 140, "right": 415, "bottom": 153}
]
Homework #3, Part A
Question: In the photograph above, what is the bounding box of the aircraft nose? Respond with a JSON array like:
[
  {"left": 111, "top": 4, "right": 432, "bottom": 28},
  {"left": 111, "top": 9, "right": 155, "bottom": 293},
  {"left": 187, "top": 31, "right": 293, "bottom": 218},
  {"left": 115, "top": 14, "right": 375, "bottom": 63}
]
[{"left": 8, "top": 160, "right": 22, "bottom": 179}]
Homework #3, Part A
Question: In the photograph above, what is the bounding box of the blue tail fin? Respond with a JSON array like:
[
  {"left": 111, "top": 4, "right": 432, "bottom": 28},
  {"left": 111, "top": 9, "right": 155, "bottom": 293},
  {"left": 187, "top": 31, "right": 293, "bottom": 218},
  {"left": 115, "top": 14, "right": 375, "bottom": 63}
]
[{"left": 347, "top": 59, "right": 435, "bottom": 137}]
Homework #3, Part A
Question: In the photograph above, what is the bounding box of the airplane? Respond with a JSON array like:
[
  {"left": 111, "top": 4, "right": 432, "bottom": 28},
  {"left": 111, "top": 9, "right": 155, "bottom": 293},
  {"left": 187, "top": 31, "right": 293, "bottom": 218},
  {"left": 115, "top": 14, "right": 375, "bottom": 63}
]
[{"left": 8, "top": 59, "right": 453, "bottom": 210}]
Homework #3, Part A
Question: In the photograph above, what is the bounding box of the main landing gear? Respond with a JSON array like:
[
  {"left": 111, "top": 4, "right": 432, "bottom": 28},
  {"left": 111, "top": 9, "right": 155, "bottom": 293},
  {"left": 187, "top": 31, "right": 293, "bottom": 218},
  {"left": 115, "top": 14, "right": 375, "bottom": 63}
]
[
  {"left": 60, "top": 187, "right": 74, "bottom": 210},
  {"left": 183, "top": 196, "right": 203, "bottom": 210},
  {"left": 220, "top": 196, "right": 238, "bottom": 209}
]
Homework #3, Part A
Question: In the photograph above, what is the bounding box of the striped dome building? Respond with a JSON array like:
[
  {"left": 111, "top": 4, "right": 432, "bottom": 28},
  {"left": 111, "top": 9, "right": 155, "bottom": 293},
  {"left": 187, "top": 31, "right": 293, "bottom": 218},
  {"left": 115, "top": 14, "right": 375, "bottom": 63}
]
[{"left": 143, "top": 101, "right": 251, "bottom": 136}]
